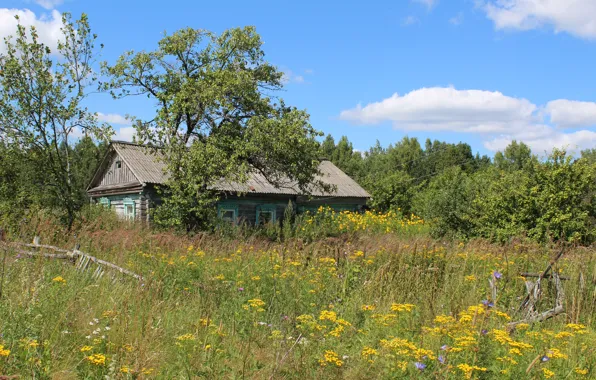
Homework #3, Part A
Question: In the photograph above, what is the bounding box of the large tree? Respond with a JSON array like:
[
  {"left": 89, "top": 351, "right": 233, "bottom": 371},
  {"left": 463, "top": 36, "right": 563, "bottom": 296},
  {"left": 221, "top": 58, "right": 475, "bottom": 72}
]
[
  {"left": 0, "top": 13, "right": 110, "bottom": 227},
  {"left": 102, "top": 27, "right": 326, "bottom": 229}
]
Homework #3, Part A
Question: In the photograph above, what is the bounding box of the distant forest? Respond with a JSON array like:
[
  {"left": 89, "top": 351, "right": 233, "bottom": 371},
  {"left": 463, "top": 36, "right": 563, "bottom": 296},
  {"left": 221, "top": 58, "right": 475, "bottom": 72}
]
[
  {"left": 1, "top": 135, "right": 594, "bottom": 244},
  {"left": 320, "top": 135, "right": 595, "bottom": 244}
]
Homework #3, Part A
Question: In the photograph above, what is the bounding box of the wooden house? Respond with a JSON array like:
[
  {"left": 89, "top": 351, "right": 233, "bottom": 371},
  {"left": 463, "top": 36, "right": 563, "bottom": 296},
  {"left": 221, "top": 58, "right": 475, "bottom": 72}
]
[{"left": 87, "top": 141, "right": 370, "bottom": 224}]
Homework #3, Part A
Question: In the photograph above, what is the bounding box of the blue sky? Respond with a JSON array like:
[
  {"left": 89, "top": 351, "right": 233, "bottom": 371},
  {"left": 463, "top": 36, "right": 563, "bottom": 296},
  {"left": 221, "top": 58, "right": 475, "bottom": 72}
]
[{"left": 1, "top": 0, "right": 596, "bottom": 156}]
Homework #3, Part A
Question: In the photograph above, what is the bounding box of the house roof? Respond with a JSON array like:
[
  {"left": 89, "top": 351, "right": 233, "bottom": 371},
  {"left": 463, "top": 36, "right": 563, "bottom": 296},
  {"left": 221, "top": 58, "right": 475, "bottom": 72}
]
[{"left": 90, "top": 141, "right": 370, "bottom": 199}]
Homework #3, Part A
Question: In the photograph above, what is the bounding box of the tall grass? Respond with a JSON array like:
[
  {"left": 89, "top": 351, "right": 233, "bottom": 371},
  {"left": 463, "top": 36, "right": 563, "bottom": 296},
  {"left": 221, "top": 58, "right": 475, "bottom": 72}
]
[{"left": 0, "top": 217, "right": 594, "bottom": 378}]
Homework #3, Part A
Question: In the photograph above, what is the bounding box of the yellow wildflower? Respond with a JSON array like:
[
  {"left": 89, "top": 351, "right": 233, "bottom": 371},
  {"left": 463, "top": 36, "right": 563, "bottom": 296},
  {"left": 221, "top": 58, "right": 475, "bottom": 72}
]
[
  {"left": 319, "top": 310, "right": 337, "bottom": 322},
  {"left": 0, "top": 345, "right": 10, "bottom": 357},
  {"left": 542, "top": 368, "right": 555, "bottom": 378},
  {"left": 390, "top": 303, "right": 415, "bottom": 312},
  {"left": 87, "top": 353, "right": 107, "bottom": 366},
  {"left": 574, "top": 368, "right": 589, "bottom": 375},
  {"left": 80, "top": 345, "right": 93, "bottom": 352},
  {"left": 319, "top": 350, "right": 343, "bottom": 367},
  {"left": 52, "top": 276, "right": 66, "bottom": 284}
]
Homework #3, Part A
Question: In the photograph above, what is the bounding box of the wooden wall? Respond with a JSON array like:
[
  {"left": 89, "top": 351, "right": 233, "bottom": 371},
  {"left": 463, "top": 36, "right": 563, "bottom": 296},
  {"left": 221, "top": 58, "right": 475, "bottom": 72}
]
[
  {"left": 97, "top": 152, "right": 138, "bottom": 187},
  {"left": 95, "top": 193, "right": 149, "bottom": 222}
]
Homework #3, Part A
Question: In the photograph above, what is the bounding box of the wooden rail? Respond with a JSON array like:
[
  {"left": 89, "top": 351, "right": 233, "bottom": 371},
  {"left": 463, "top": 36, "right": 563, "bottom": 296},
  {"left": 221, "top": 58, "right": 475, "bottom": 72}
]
[{"left": 0, "top": 236, "right": 142, "bottom": 281}]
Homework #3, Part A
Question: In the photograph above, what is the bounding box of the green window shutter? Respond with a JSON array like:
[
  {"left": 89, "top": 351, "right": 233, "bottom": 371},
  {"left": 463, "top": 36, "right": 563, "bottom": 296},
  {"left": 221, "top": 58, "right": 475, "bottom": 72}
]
[
  {"left": 123, "top": 197, "right": 136, "bottom": 220},
  {"left": 256, "top": 204, "right": 277, "bottom": 225},
  {"left": 217, "top": 203, "right": 238, "bottom": 224}
]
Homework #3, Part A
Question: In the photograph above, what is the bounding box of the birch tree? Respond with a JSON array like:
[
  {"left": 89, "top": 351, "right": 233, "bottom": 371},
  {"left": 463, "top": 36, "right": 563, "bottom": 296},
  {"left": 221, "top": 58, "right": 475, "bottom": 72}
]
[{"left": 0, "top": 13, "right": 111, "bottom": 228}]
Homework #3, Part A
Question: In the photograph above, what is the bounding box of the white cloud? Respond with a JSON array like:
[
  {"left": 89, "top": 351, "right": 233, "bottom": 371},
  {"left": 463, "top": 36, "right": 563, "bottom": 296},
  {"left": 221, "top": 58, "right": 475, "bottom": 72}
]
[
  {"left": 545, "top": 99, "right": 596, "bottom": 128},
  {"left": 340, "top": 87, "right": 537, "bottom": 132},
  {"left": 402, "top": 16, "right": 419, "bottom": 26},
  {"left": 483, "top": 0, "right": 596, "bottom": 40},
  {"left": 413, "top": 0, "right": 438, "bottom": 10},
  {"left": 339, "top": 86, "right": 596, "bottom": 153},
  {"left": 281, "top": 69, "right": 307, "bottom": 84},
  {"left": 484, "top": 130, "right": 596, "bottom": 154},
  {"left": 0, "top": 8, "right": 63, "bottom": 54},
  {"left": 97, "top": 112, "right": 131, "bottom": 125},
  {"left": 449, "top": 12, "right": 464, "bottom": 26},
  {"left": 113, "top": 126, "right": 136, "bottom": 142},
  {"left": 33, "top": 0, "right": 64, "bottom": 9}
]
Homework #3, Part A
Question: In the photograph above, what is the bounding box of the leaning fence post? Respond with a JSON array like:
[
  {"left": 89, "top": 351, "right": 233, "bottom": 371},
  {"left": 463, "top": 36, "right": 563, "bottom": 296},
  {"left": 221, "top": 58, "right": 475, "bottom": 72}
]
[{"left": 0, "top": 228, "right": 6, "bottom": 299}]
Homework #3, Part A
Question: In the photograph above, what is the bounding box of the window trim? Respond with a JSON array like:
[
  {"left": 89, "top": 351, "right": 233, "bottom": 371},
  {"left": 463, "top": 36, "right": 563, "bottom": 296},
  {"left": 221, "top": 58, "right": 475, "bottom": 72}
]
[
  {"left": 256, "top": 204, "right": 277, "bottom": 225},
  {"left": 99, "top": 197, "right": 110, "bottom": 208},
  {"left": 217, "top": 203, "right": 238, "bottom": 224},
  {"left": 123, "top": 197, "right": 136, "bottom": 220}
]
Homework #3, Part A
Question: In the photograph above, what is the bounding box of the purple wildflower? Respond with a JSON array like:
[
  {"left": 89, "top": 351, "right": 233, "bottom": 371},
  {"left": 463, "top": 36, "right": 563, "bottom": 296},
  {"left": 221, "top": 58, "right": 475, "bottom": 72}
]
[
  {"left": 414, "top": 362, "right": 426, "bottom": 371},
  {"left": 438, "top": 355, "right": 446, "bottom": 364},
  {"left": 493, "top": 270, "right": 503, "bottom": 279},
  {"left": 238, "top": 287, "right": 244, "bottom": 292},
  {"left": 440, "top": 345, "right": 448, "bottom": 351},
  {"left": 542, "top": 356, "right": 550, "bottom": 362},
  {"left": 481, "top": 329, "right": 488, "bottom": 335}
]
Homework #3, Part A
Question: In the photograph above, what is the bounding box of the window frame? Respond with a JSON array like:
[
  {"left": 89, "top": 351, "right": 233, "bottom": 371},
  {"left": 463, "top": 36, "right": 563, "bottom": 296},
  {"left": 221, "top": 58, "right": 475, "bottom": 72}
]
[
  {"left": 256, "top": 204, "right": 277, "bottom": 226},
  {"left": 99, "top": 197, "right": 111, "bottom": 208},
  {"left": 217, "top": 203, "right": 238, "bottom": 225},
  {"left": 123, "top": 197, "right": 136, "bottom": 220}
]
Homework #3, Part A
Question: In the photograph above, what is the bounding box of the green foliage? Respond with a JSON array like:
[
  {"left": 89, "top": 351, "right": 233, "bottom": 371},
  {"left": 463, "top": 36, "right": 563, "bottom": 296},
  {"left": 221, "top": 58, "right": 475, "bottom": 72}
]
[
  {"left": 413, "top": 167, "right": 477, "bottom": 239},
  {"left": 102, "top": 26, "right": 327, "bottom": 230},
  {"left": 0, "top": 13, "right": 111, "bottom": 228},
  {"left": 494, "top": 140, "right": 534, "bottom": 171}
]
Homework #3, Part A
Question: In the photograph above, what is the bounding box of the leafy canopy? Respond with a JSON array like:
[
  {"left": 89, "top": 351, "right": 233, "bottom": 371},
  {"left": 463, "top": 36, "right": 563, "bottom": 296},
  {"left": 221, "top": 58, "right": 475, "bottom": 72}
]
[
  {"left": 102, "top": 27, "right": 327, "bottom": 229},
  {"left": 0, "top": 13, "right": 110, "bottom": 227}
]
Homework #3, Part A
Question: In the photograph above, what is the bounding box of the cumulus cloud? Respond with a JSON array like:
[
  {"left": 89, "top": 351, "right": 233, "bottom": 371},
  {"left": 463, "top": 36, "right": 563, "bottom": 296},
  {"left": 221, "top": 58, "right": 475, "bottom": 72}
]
[
  {"left": 339, "top": 86, "right": 596, "bottom": 153},
  {"left": 483, "top": 0, "right": 596, "bottom": 40},
  {"left": 545, "top": 99, "right": 596, "bottom": 128},
  {"left": 113, "top": 126, "right": 136, "bottom": 142},
  {"left": 34, "top": 0, "right": 64, "bottom": 9},
  {"left": 449, "top": 12, "right": 464, "bottom": 26},
  {"left": 402, "top": 16, "right": 419, "bottom": 26},
  {"left": 97, "top": 112, "right": 131, "bottom": 125},
  {"left": 413, "top": 0, "right": 438, "bottom": 10},
  {"left": 0, "top": 8, "right": 63, "bottom": 54},
  {"left": 281, "top": 69, "right": 306, "bottom": 84}
]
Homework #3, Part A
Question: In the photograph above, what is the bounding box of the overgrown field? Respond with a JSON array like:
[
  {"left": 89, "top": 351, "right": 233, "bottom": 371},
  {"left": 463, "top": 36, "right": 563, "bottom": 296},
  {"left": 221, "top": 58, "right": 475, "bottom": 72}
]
[{"left": 0, "top": 219, "right": 594, "bottom": 378}]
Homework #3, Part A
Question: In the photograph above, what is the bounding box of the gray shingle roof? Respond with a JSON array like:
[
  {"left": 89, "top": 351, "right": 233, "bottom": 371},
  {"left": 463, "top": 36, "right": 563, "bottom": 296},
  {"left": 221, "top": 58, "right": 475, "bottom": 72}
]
[
  {"left": 112, "top": 142, "right": 169, "bottom": 185},
  {"left": 108, "top": 141, "right": 370, "bottom": 199}
]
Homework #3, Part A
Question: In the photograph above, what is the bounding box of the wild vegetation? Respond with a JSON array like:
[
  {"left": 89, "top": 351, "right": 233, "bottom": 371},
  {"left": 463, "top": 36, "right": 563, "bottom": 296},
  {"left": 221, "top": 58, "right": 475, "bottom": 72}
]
[
  {"left": 0, "top": 212, "right": 594, "bottom": 378},
  {"left": 1, "top": 11, "right": 595, "bottom": 380}
]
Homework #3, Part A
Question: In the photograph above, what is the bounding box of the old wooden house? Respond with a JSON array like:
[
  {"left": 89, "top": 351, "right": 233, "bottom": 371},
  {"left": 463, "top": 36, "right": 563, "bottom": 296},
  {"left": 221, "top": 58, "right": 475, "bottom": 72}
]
[{"left": 87, "top": 141, "right": 370, "bottom": 224}]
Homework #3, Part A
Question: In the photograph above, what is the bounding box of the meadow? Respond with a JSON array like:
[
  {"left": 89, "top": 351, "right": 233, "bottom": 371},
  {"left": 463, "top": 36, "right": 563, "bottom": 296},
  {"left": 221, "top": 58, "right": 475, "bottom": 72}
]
[{"left": 0, "top": 209, "right": 594, "bottom": 379}]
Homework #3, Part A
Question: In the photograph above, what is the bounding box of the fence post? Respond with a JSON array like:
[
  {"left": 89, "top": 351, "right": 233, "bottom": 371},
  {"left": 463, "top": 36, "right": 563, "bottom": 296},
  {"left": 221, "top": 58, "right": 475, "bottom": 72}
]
[{"left": 0, "top": 228, "right": 6, "bottom": 299}]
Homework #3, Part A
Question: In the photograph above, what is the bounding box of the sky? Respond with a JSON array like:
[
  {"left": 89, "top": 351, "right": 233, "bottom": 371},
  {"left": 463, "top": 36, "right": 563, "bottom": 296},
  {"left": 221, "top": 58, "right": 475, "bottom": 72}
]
[{"left": 1, "top": 0, "right": 596, "bottom": 156}]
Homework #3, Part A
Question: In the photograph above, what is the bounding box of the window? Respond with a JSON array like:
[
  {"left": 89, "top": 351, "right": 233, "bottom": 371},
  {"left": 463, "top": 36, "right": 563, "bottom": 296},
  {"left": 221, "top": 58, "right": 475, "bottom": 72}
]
[
  {"left": 217, "top": 203, "right": 238, "bottom": 225},
  {"left": 115, "top": 160, "right": 122, "bottom": 169},
  {"left": 256, "top": 205, "right": 276, "bottom": 225},
  {"left": 123, "top": 198, "right": 135, "bottom": 220},
  {"left": 99, "top": 197, "right": 110, "bottom": 208}
]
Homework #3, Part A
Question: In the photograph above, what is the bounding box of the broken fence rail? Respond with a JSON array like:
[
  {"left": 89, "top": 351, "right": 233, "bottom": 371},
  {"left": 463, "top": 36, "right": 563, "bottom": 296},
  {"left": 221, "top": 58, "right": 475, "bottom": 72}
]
[{"left": 0, "top": 238, "right": 142, "bottom": 281}]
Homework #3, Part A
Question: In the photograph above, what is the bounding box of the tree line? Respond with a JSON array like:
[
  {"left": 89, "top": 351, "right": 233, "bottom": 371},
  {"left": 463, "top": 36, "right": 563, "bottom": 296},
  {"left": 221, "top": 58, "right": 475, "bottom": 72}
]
[
  {"left": 0, "top": 13, "right": 594, "bottom": 244},
  {"left": 321, "top": 135, "right": 596, "bottom": 244}
]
